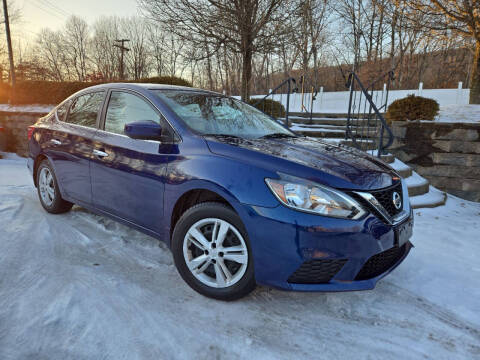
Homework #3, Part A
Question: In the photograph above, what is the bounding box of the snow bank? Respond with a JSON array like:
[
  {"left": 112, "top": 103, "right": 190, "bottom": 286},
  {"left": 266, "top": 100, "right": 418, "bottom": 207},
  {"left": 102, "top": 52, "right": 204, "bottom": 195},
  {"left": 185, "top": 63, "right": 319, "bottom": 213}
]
[
  {"left": 410, "top": 186, "right": 447, "bottom": 209},
  {"left": 0, "top": 155, "right": 479, "bottom": 359}
]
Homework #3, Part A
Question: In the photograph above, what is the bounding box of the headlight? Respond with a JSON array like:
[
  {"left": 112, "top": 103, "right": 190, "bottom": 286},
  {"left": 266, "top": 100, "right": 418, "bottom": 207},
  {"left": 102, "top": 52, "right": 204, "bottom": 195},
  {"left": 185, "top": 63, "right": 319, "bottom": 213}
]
[{"left": 265, "top": 176, "right": 366, "bottom": 219}]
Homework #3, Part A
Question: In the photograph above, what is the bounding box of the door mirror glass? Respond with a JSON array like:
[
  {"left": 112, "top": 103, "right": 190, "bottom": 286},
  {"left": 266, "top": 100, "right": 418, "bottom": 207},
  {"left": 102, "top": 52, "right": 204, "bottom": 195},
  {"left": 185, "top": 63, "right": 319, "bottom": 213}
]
[{"left": 124, "top": 121, "right": 163, "bottom": 140}]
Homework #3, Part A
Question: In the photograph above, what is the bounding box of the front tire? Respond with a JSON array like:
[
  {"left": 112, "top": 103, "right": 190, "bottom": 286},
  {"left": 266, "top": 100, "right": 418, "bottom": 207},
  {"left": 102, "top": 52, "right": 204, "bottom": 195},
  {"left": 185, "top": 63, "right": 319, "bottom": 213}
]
[
  {"left": 172, "top": 202, "right": 256, "bottom": 301},
  {"left": 36, "top": 159, "right": 73, "bottom": 214}
]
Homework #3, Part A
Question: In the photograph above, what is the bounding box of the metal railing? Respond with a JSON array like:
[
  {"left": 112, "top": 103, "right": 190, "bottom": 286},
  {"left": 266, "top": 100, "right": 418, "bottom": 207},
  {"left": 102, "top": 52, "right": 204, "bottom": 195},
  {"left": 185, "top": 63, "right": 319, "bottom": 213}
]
[
  {"left": 253, "top": 77, "right": 297, "bottom": 128},
  {"left": 345, "top": 71, "right": 395, "bottom": 157},
  {"left": 298, "top": 75, "right": 319, "bottom": 124}
]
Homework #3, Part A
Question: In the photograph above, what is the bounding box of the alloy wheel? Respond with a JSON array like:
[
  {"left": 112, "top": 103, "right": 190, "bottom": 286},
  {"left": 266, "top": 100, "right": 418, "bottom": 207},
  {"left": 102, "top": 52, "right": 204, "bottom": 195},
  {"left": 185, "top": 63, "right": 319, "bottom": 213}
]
[
  {"left": 183, "top": 218, "right": 249, "bottom": 288},
  {"left": 39, "top": 167, "right": 55, "bottom": 207}
]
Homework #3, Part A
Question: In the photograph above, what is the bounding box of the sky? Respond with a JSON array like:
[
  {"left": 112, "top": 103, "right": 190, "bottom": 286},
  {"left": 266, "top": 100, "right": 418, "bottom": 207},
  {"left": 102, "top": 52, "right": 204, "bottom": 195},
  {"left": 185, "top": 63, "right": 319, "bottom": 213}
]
[{"left": 14, "top": 0, "right": 139, "bottom": 40}]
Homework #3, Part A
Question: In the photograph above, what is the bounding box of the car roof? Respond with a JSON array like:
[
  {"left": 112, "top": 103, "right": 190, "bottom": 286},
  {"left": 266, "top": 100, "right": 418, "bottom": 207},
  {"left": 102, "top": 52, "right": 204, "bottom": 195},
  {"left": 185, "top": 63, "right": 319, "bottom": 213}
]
[{"left": 78, "top": 82, "right": 220, "bottom": 95}]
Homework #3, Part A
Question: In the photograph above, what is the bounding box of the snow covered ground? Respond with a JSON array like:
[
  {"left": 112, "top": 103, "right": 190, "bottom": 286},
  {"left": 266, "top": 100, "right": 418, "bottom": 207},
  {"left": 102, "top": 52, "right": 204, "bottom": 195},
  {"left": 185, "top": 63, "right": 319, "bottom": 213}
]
[
  {"left": 246, "top": 88, "right": 471, "bottom": 114},
  {"left": 435, "top": 104, "right": 480, "bottom": 123},
  {"left": 0, "top": 154, "right": 479, "bottom": 360}
]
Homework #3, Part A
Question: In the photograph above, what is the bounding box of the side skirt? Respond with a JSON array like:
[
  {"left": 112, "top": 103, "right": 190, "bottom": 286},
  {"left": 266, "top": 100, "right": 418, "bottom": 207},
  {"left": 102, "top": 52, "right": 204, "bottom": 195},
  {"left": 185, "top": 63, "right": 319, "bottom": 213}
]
[{"left": 66, "top": 197, "right": 169, "bottom": 246}]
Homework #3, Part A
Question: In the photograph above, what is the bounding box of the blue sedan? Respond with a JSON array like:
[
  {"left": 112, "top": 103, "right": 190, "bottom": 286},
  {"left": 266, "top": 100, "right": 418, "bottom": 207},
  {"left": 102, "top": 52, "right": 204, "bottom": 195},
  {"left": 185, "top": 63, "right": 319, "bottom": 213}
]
[{"left": 27, "top": 83, "right": 413, "bottom": 300}]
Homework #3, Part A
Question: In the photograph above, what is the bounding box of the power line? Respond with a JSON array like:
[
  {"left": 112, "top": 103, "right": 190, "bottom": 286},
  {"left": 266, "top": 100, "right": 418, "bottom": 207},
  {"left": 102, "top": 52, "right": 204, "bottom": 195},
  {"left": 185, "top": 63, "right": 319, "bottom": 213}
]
[
  {"left": 30, "top": 0, "right": 66, "bottom": 21},
  {"left": 32, "top": 0, "right": 66, "bottom": 19},
  {"left": 37, "top": 0, "right": 71, "bottom": 18},
  {"left": 39, "top": 0, "right": 70, "bottom": 17}
]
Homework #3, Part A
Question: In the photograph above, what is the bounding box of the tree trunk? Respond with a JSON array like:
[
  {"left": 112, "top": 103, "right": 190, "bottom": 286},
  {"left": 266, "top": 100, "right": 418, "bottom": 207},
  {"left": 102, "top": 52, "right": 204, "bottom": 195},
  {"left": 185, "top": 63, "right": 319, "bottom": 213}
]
[
  {"left": 312, "top": 45, "right": 318, "bottom": 88},
  {"left": 469, "top": 40, "right": 480, "bottom": 104},
  {"left": 241, "top": 43, "right": 253, "bottom": 101}
]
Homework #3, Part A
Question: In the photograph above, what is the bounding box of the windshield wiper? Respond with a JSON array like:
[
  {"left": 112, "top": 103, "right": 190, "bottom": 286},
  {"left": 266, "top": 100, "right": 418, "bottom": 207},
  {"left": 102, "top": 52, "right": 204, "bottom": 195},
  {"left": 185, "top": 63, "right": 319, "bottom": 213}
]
[
  {"left": 259, "top": 133, "right": 297, "bottom": 139},
  {"left": 202, "top": 133, "right": 243, "bottom": 139}
]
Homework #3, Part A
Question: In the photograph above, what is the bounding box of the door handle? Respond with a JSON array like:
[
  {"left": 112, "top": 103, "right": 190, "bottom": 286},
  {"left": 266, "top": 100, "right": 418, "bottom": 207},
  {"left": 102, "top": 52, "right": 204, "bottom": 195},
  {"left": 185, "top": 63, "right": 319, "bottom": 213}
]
[
  {"left": 93, "top": 149, "right": 109, "bottom": 158},
  {"left": 50, "top": 139, "right": 62, "bottom": 145}
]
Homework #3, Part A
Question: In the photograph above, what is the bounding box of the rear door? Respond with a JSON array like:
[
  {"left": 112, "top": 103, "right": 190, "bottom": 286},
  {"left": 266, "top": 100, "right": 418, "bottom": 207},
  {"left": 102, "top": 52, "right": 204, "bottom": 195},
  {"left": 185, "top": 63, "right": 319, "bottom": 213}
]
[
  {"left": 90, "top": 90, "right": 174, "bottom": 233},
  {"left": 47, "top": 91, "right": 105, "bottom": 205}
]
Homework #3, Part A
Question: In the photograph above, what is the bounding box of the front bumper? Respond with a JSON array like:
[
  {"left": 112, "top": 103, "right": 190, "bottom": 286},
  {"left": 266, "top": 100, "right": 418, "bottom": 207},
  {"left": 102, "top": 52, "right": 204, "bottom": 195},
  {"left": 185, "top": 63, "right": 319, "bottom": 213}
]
[{"left": 240, "top": 202, "right": 413, "bottom": 291}]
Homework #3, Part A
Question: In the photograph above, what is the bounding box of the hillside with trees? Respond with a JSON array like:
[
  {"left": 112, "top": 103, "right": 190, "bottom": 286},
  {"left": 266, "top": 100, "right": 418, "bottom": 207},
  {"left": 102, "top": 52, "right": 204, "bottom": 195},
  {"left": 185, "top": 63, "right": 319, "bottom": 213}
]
[{"left": 0, "top": 0, "right": 478, "bottom": 103}]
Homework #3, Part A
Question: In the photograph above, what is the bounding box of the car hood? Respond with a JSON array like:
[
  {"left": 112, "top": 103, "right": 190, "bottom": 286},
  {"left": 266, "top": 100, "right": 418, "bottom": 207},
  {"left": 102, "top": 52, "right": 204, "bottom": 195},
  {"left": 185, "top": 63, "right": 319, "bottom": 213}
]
[{"left": 205, "top": 136, "right": 397, "bottom": 190}]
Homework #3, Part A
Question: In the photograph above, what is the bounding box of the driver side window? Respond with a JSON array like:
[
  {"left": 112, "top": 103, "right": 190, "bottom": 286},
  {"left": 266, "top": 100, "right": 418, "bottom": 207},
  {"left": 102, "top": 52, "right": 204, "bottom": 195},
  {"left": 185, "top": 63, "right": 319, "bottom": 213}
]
[{"left": 105, "top": 91, "right": 162, "bottom": 135}]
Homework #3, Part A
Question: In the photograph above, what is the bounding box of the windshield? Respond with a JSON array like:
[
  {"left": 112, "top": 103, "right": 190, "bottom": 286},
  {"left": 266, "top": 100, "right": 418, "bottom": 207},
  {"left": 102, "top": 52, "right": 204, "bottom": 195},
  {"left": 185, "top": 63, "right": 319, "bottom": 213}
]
[{"left": 152, "top": 90, "right": 296, "bottom": 139}]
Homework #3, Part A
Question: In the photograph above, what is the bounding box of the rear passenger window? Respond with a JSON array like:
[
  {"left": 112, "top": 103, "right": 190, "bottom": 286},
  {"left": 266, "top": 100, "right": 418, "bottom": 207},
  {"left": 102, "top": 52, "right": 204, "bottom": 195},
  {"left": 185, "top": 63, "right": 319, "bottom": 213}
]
[
  {"left": 56, "top": 101, "right": 70, "bottom": 122},
  {"left": 65, "top": 92, "right": 105, "bottom": 128}
]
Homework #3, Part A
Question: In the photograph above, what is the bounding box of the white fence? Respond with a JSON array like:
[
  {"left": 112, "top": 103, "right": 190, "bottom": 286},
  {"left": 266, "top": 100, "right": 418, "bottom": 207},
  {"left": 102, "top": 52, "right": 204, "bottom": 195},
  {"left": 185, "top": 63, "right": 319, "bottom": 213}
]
[{"left": 240, "top": 84, "right": 470, "bottom": 114}]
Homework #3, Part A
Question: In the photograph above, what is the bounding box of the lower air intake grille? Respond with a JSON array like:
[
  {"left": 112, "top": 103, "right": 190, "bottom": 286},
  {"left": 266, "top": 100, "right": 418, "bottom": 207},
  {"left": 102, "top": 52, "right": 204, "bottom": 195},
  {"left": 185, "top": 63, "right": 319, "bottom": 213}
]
[
  {"left": 288, "top": 259, "right": 348, "bottom": 284},
  {"left": 355, "top": 244, "right": 407, "bottom": 280}
]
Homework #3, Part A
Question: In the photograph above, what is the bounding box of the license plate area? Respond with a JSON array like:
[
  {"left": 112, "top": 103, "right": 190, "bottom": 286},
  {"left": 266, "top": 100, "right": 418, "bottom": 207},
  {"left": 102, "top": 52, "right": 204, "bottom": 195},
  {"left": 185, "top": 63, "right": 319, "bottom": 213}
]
[{"left": 395, "top": 217, "right": 413, "bottom": 246}]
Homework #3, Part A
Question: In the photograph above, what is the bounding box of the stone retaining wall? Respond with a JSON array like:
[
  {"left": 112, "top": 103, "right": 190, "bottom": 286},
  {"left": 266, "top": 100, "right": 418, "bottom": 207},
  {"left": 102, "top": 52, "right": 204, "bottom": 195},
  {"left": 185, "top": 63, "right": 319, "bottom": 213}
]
[
  {"left": 390, "top": 121, "right": 480, "bottom": 202},
  {"left": 0, "top": 112, "right": 47, "bottom": 157}
]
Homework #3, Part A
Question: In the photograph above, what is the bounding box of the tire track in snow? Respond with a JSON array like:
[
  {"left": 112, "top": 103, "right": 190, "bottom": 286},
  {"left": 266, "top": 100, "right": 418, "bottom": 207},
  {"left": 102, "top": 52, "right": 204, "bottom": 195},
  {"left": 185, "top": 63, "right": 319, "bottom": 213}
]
[{"left": 1, "top": 160, "right": 480, "bottom": 360}]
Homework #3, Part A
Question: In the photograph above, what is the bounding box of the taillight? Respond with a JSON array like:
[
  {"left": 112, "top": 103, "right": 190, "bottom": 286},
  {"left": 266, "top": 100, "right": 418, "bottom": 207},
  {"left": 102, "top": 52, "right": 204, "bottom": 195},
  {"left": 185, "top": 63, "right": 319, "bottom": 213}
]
[{"left": 27, "top": 126, "right": 35, "bottom": 140}]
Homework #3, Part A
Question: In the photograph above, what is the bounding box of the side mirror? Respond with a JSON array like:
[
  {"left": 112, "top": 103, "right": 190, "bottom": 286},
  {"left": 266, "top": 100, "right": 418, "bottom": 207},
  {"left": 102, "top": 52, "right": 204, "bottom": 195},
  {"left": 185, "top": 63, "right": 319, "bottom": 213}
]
[{"left": 124, "top": 121, "right": 162, "bottom": 140}]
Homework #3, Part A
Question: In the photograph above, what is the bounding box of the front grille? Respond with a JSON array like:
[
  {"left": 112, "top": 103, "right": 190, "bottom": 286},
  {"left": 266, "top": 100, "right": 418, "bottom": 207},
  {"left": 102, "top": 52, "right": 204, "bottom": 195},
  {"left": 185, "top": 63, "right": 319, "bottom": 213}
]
[
  {"left": 369, "top": 182, "right": 403, "bottom": 217},
  {"left": 355, "top": 244, "right": 407, "bottom": 280},
  {"left": 288, "top": 259, "right": 347, "bottom": 284}
]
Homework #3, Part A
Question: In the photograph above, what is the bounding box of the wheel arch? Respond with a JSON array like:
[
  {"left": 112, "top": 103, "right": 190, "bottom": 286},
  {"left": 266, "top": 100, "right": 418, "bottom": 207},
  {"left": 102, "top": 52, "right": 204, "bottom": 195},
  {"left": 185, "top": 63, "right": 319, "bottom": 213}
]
[
  {"left": 169, "top": 188, "right": 238, "bottom": 245},
  {"left": 32, "top": 154, "right": 66, "bottom": 200},
  {"left": 33, "top": 153, "right": 49, "bottom": 187}
]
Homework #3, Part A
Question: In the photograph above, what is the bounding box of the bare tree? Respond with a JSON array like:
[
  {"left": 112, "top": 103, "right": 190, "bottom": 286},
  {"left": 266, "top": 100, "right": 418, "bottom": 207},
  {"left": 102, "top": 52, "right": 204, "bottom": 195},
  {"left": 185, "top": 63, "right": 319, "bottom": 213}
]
[
  {"left": 121, "top": 17, "right": 150, "bottom": 80},
  {"left": 3, "top": 3, "right": 473, "bottom": 96},
  {"left": 139, "top": 0, "right": 288, "bottom": 100},
  {"left": 65, "top": 16, "right": 90, "bottom": 81},
  {"left": 407, "top": 0, "right": 480, "bottom": 104},
  {"left": 166, "top": 35, "right": 186, "bottom": 77},
  {"left": 334, "top": 0, "right": 368, "bottom": 71},
  {"left": 146, "top": 22, "right": 168, "bottom": 76},
  {"left": 35, "top": 29, "right": 68, "bottom": 81},
  {"left": 276, "top": 18, "right": 301, "bottom": 79},
  {"left": 293, "top": 0, "right": 330, "bottom": 84},
  {"left": 90, "top": 17, "right": 121, "bottom": 80}
]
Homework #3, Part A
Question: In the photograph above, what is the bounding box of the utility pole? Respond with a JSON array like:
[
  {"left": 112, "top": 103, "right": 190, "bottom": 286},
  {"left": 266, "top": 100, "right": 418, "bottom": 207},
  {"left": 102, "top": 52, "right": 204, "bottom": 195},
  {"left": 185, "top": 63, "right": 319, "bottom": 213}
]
[
  {"left": 114, "top": 39, "right": 130, "bottom": 80},
  {"left": 2, "top": 0, "right": 15, "bottom": 86}
]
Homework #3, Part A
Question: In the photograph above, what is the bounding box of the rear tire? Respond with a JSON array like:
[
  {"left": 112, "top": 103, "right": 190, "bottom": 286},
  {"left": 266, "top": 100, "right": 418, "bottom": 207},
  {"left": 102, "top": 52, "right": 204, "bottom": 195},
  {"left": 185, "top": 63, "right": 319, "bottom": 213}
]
[
  {"left": 172, "top": 202, "right": 256, "bottom": 301},
  {"left": 36, "top": 159, "right": 73, "bottom": 214}
]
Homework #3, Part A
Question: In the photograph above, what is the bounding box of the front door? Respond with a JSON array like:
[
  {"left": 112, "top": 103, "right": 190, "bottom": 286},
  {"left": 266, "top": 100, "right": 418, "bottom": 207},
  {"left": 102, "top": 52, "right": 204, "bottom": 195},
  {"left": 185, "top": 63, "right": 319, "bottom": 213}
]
[{"left": 90, "top": 90, "right": 173, "bottom": 234}]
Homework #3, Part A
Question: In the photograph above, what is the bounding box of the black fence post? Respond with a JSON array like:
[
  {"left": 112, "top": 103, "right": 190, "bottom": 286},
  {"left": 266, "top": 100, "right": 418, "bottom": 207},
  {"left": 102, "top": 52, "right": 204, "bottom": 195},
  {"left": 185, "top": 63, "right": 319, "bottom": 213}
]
[
  {"left": 286, "top": 80, "right": 291, "bottom": 129},
  {"left": 378, "top": 124, "right": 385, "bottom": 157},
  {"left": 346, "top": 74, "right": 354, "bottom": 141},
  {"left": 309, "top": 86, "right": 314, "bottom": 124}
]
